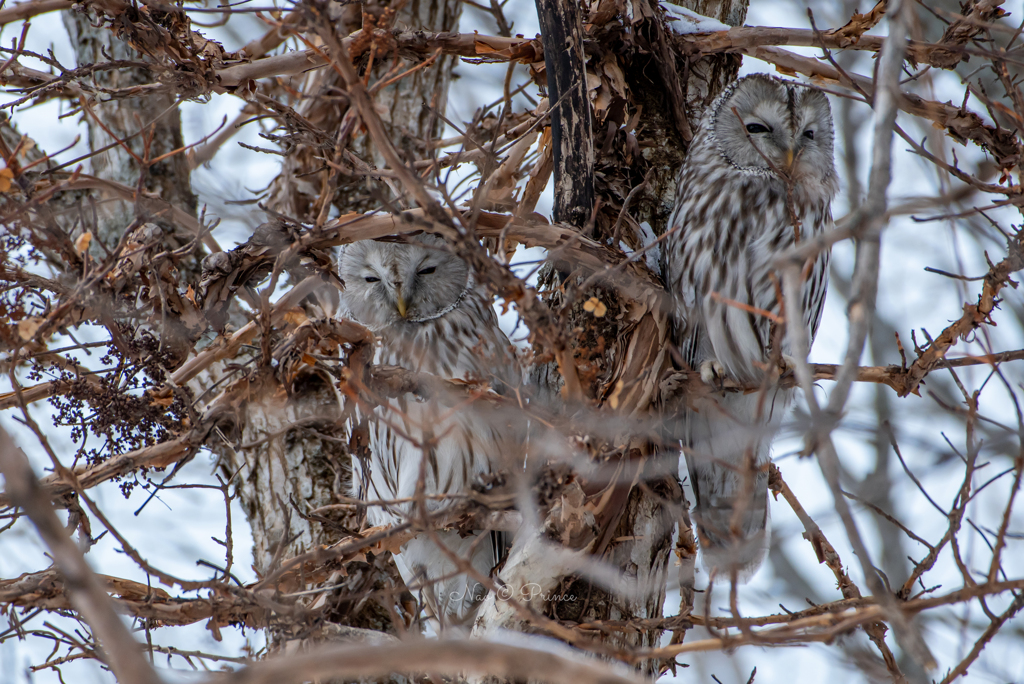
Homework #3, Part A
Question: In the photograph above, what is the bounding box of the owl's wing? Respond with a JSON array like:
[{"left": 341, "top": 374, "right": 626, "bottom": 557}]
[
  {"left": 801, "top": 214, "right": 832, "bottom": 345},
  {"left": 671, "top": 224, "right": 773, "bottom": 380},
  {"left": 428, "top": 294, "right": 521, "bottom": 387}
]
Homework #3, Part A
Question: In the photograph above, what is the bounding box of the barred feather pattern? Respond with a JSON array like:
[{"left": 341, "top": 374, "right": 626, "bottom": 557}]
[
  {"left": 339, "top": 236, "right": 521, "bottom": 620},
  {"left": 663, "top": 74, "right": 838, "bottom": 577}
]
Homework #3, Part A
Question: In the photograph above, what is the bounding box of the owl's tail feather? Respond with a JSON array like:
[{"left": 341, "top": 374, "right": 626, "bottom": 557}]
[
  {"left": 688, "top": 456, "right": 770, "bottom": 582},
  {"left": 684, "top": 385, "right": 786, "bottom": 577},
  {"left": 684, "top": 401, "right": 775, "bottom": 581},
  {"left": 394, "top": 529, "right": 507, "bottom": 623}
]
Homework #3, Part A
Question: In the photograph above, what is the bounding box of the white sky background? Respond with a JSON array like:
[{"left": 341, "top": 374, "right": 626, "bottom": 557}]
[{"left": 2, "top": 0, "right": 1024, "bottom": 682}]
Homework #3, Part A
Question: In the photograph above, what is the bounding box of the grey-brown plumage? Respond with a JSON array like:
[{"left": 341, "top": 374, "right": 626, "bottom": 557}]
[
  {"left": 663, "top": 74, "right": 838, "bottom": 577},
  {"left": 339, "top": 234, "right": 521, "bottom": 620}
]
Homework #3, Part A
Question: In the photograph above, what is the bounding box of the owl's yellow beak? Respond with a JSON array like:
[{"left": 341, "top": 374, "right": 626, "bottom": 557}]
[
  {"left": 396, "top": 293, "right": 407, "bottom": 319},
  {"left": 783, "top": 148, "right": 795, "bottom": 171}
]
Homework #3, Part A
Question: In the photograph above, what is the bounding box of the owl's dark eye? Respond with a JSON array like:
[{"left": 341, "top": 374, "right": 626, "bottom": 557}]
[
  {"left": 803, "top": 129, "right": 815, "bottom": 140},
  {"left": 745, "top": 123, "right": 770, "bottom": 134},
  {"left": 364, "top": 276, "right": 380, "bottom": 283},
  {"left": 417, "top": 266, "right": 436, "bottom": 275}
]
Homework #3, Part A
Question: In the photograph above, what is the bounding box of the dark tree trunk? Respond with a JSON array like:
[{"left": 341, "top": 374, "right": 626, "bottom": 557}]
[{"left": 535, "top": 0, "right": 595, "bottom": 228}]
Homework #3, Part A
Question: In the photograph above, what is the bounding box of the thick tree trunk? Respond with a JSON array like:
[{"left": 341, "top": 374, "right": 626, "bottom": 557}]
[
  {"left": 216, "top": 368, "right": 408, "bottom": 641},
  {"left": 266, "top": 0, "right": 460, "bottom": 220},
  {"left": 535, "top": 0, "right": 595, "bottom": 228},
  {"left": 63, "top": 9, "right": 197, "bottom": 247},
  {"left": 63, "top": 8, "right": 206, "bottom": 368}
]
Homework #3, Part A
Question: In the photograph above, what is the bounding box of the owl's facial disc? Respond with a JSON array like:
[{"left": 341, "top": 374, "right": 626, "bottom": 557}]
[
  {"left": 338, "top": 236, "right": 471, "bottom": 329},
  {"left": 714, "top": 76, "right": 833, "bottom": 182}
]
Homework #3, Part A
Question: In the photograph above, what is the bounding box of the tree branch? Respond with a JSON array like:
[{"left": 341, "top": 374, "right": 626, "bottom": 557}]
[{"left": 0, "top": 424, "right": 162, "bottom": 684}]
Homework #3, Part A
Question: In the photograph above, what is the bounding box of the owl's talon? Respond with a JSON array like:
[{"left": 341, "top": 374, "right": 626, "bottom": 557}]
[
  {"left": 779, "top": 354, "right": 801, "bottom": 377},
  {"left": 699, "top": 359, "right": 727, "bottom": 389}
]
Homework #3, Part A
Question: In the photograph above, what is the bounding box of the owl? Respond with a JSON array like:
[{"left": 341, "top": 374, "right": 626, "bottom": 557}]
[
  {"left": 663, "top": 74, "right": 838, "bottom": 577},
  {"left": 338, "top": 234, "right": 521, "bottom": 621}
]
